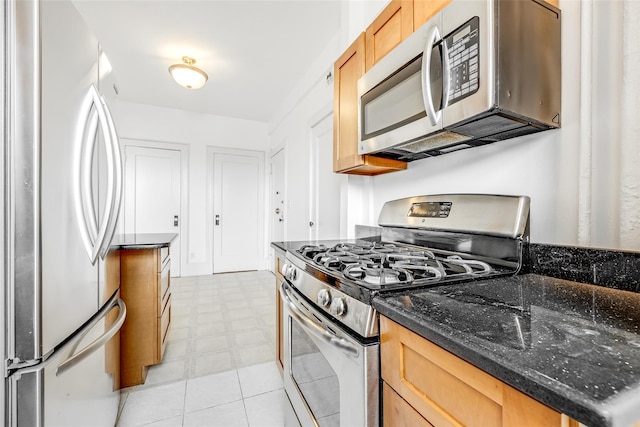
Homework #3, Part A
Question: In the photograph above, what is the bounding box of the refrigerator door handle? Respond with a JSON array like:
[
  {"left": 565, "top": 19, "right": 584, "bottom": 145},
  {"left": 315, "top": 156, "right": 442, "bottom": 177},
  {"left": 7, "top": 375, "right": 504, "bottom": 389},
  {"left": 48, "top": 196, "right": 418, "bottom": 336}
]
[
  {"left": 7, "top": 293, "right": 126, "bottom": 378},
  {"left": 98, "top": 95, "right": 123, "bottom": 259},
  {"left": 56, "top": 297, "right": 126, "bottom": 377},
  {"left": 74, "top": 84, "right": 119, "bottom": 264}
]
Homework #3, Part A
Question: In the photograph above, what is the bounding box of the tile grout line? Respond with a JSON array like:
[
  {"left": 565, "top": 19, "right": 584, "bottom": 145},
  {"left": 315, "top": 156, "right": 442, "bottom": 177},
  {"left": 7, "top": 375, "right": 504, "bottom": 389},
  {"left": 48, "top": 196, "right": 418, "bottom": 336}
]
[
  {"left": 180, "top": 379, "right": 187, "bottom": 427},
  {"left": 116, "top": 271, "right": 277, "bottom": 426}
]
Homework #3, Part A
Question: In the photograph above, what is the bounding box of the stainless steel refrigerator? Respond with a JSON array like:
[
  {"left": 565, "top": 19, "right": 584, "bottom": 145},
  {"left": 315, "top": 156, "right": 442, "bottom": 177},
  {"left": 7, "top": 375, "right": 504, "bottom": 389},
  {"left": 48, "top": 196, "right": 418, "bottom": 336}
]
[{"left": 3, "top": 1, "right": 126, "bottom": 425}]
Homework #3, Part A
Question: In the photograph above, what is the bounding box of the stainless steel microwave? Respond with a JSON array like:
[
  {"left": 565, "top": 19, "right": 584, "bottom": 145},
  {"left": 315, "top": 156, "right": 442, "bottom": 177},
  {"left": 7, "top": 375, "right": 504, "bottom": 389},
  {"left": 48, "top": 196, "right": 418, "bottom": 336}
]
[{"left": 358, "top": 0, "right": 561, "bottom": 161}]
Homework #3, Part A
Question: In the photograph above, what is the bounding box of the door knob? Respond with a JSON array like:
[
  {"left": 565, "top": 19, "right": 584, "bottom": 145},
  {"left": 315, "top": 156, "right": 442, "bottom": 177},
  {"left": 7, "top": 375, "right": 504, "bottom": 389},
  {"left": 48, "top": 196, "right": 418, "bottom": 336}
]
[{"left": 309, "top": 221, "right": 314, "bottom": 227}]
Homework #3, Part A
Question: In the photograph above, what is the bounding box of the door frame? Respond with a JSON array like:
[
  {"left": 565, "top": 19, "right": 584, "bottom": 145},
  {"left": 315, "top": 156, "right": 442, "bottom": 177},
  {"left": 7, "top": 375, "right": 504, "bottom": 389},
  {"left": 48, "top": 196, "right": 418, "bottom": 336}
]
[
  {"left": 307, "top": 103, "right": 346, "bottom": 240},
  {"left": 206, "top": 146, "right": 267, "bottom": 272},
  {"left": 270, "top": 145, "right": 286, "bottom": 244},
  {"left": 120, "top": 138, "right": 189, "bottom": 276}
]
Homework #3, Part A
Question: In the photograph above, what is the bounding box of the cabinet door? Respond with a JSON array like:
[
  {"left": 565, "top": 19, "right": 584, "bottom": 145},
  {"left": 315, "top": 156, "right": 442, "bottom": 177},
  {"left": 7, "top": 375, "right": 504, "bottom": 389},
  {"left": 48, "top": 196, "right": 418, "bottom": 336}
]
[
  {"left": 365, "top": 0, "right": 414, "bottom": 71},
  {"left": 333, "top": 34, "right": 407, "bottom": 175},
  {"left": 333, "top": 33, "right": 365, "bottom": 173},
  {"left": 413, "top": 0, "right": 451, "bottom": 30},
  {"left": 380, "top": 316, "right": 576, "bottom": 427}
]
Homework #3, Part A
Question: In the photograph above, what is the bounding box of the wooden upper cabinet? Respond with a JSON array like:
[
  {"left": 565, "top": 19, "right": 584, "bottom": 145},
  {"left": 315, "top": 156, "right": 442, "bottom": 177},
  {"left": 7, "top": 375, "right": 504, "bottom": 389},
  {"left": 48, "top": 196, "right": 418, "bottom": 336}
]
[
  {"left": 413, "top": 0, "right": 451, "bottom": 29},
  {"left": 333, "top": 33, "right": 407, "bottom": 175},
  {"left": 365, "top": 0, "right": 414, "bottom": 71}
]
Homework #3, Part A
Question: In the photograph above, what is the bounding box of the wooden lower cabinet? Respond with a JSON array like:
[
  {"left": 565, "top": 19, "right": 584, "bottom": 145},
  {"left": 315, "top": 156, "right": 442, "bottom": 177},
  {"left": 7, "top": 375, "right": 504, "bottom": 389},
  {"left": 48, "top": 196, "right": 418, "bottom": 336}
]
[
  {"left": 119, "top": 246, "right": 172, "bottom": 387},
  {"left": 380, "top": 316, "right": 579, "bottom": 427},
  {"left": 105, "top": 249, "right": 121, "bottom": 391},
  {"left": 274, "top": 248, "right": 286, "bottom": 373}
]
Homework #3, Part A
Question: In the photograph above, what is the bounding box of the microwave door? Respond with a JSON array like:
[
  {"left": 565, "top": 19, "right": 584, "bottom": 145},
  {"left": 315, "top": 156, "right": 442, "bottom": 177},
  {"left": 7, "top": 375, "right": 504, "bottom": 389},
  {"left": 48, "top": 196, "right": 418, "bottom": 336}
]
[{"left": 358, "top": 14, "right": 443, "bottom": 156}]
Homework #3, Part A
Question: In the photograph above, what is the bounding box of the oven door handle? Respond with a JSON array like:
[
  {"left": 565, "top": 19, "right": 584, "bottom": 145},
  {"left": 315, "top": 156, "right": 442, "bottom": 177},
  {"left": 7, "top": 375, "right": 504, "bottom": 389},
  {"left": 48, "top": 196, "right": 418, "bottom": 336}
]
[{"left": 280, "top": 282, "right": 359, "bottom": 358}]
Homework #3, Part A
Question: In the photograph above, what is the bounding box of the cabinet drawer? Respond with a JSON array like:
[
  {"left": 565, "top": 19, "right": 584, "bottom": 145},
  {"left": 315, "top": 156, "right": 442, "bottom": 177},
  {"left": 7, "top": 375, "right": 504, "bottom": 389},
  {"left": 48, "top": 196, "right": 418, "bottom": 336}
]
[
  {"left": 157, "top": 293, "right": 171, "bottom": 361},
  {"left": 383, "top": 382, "right": 433, "bottom": 427},
  {"left": 157, "top": 259, "right": 170, "bottom": 314},
  {"left": 158, "top": 246, "right": 170, "bottom": 271}
]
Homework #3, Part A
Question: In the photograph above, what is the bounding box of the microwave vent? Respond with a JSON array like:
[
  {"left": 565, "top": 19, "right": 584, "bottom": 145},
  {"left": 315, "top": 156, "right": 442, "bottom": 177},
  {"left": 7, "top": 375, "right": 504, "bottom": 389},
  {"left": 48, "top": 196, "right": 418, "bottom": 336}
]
[{"left": 396, "top": 131, "right": 471, "bottom": 154}]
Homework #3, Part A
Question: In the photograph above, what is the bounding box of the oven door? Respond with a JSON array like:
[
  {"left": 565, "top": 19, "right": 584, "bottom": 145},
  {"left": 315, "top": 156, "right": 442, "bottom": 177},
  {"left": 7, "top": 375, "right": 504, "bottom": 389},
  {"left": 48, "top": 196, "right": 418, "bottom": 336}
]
[{"left": 279, "top": 281, "right": 379, "bottom": 427}]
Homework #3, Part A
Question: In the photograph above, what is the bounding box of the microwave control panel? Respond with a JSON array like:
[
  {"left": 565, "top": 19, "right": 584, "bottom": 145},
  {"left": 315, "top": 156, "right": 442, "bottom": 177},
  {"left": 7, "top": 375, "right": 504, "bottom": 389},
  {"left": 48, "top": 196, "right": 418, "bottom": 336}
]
[{"left": 445, "top": 17, "right": 480, "bottom": 105}]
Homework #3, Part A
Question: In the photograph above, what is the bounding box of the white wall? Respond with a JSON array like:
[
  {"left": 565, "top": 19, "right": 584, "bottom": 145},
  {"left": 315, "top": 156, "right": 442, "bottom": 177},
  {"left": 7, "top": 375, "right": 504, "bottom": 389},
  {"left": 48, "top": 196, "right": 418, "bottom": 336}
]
[
  {"left": 269, "top": 0, "right": 640, "bottom": 253},
  {"left": 111, "top": 100, "right": 269, "bottom": 275}
]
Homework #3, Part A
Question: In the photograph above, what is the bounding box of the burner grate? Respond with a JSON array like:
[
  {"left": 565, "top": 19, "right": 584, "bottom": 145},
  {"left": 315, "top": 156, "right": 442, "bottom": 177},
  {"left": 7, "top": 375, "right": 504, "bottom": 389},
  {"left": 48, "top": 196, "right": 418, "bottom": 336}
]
[{"left": 298, "top": 242, "right": 495, "bottom": 288}]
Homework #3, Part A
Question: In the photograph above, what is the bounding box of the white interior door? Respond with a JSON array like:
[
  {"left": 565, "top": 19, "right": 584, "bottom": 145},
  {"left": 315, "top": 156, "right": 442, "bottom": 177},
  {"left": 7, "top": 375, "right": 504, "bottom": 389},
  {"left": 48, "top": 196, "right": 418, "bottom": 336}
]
[
  {"left": 124, "top": 145, "right": 181, "bottom": 276},
  {"left": 310, "top": 112, "right": 345, "bottom": 240},
  {"left": 213, "top": 152, "right": 261, "bottom": 273},
  {"left": 271, "top": 149, "right": 285, "bottom": 243}
]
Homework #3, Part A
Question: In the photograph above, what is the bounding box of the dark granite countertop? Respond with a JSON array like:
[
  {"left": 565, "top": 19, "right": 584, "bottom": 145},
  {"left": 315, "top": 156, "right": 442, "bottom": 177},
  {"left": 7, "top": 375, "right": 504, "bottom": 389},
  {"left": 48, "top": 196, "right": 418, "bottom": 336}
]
[
  {"left": 112, "top": 233, "right": 177, "bottom": 250},
  {"left": 374, "top": 274, "right": 640, "bottom": 427}
]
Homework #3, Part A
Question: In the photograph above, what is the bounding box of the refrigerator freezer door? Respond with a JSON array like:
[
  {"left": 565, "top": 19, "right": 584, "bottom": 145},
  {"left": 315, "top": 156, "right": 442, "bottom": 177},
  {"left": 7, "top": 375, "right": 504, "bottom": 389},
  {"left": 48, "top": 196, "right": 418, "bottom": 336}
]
[{"left": 7, "top": 294, "right": 125, "bottom": 426}]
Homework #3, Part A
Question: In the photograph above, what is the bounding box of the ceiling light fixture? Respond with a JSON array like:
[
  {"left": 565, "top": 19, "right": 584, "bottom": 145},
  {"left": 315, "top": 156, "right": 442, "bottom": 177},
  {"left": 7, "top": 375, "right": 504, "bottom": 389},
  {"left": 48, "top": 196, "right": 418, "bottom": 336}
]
[{"left": 168, "top": 56, "right": 208, "bottom": 89}]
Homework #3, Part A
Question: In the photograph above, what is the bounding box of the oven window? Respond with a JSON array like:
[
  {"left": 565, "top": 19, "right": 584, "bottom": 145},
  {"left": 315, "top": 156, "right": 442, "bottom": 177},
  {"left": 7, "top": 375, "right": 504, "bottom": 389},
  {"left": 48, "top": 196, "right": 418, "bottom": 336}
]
[{"left": 290, "top": 320, "right": 340, "bottom": 426}]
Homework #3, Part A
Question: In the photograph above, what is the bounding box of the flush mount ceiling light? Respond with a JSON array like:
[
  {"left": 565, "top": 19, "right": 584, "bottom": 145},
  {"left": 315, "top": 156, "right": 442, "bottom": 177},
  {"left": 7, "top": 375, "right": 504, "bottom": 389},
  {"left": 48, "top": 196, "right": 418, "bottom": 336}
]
[{"left": 168, "top": 56, "right": 208, "bottom": 89}]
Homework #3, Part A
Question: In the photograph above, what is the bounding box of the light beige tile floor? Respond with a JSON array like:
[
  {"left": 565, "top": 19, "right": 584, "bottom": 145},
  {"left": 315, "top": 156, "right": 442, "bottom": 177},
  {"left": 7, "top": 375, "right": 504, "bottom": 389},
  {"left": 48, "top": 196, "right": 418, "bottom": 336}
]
[{"left": 116, "top": 271, "right": 285, "bottom": 427}]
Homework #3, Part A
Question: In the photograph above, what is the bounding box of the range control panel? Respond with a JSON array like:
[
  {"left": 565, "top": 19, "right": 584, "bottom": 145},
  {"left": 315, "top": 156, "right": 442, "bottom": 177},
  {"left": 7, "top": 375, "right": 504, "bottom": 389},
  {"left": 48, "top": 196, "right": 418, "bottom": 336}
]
[
  {"left": 445, "top": 16, "right": 480, "bottom": 105},
  {"left": 408, "top": 201, "right": 452, "bottom": 218}
]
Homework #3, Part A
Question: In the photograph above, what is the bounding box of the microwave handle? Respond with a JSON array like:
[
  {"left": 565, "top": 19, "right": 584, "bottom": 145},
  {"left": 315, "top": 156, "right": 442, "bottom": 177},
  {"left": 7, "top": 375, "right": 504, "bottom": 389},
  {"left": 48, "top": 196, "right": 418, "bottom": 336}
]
[
  {"left": 422, "top": 26, "right": 443, "bottom": 126},
  {"left": 441, "top": 35, "right": 451, "bottom": 112}
]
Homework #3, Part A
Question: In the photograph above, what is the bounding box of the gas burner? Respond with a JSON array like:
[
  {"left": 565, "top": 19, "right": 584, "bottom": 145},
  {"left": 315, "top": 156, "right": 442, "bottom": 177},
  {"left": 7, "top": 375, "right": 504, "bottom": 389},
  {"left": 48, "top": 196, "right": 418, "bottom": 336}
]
[
  {"left": 369, "top": 244, "right": 408, "bottom": 254},
  {"left": 443, "top": 255, "right": 492, "bottom": 275},
  {"left": 323, "top": 255, "right": 365, "bottom": 271},
  {"left": 312, "top": 250, "right": 345, "bottom": 265},
  {"left": 299, "top": 244, "right": 327, "bottom": 260},
  {"left": 332, "top": 243, "right": 364, "bottom": 252},
  {"left": 386, "top": 253, "right": 437, "bottom": 265},
  {"left": 344, "top": 264, "right": 413, "bottom": 286}
]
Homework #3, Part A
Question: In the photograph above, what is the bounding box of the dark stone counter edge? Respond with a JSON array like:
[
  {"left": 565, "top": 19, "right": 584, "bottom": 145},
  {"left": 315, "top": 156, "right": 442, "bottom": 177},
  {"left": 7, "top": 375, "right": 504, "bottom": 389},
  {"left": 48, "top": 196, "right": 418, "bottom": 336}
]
[
  {"left": 112, "top": 233, "right": 177, "bottom": 250},
  {"left": 373, "top": 296, "right": 640, "bottom": 427},
  {"left": 271, "top": 241, "right": 287, "bottom": 252}
]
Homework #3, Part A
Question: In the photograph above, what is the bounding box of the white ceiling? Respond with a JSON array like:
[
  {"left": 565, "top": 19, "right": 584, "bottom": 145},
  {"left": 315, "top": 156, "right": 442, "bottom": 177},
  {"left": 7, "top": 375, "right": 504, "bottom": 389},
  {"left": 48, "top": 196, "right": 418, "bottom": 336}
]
[{"left": 72, "top": 0, "right": 343, "bottom": 123}]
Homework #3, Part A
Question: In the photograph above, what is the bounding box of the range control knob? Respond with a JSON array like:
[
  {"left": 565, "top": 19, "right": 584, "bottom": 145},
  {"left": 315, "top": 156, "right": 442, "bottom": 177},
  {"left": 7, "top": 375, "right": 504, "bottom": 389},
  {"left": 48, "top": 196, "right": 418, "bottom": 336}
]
[
  {"left": 317, "top": 289, "right": 331, "bottom": 307},
  {"left": 281, "top": 263, "right": 296, "bottom": 281},
  {"left": 330, "top": 297, "right": 348, "bottom": 317},
  {"left": 281, "top": 263, "right": 291, "bottom": 278}
]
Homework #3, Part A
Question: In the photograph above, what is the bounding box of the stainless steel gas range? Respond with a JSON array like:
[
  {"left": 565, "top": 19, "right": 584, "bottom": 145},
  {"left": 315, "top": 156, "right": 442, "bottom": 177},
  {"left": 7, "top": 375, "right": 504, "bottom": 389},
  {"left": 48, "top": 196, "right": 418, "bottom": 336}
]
[{"left": 279, "top": 194, "right": 530, "bottom": 427}]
